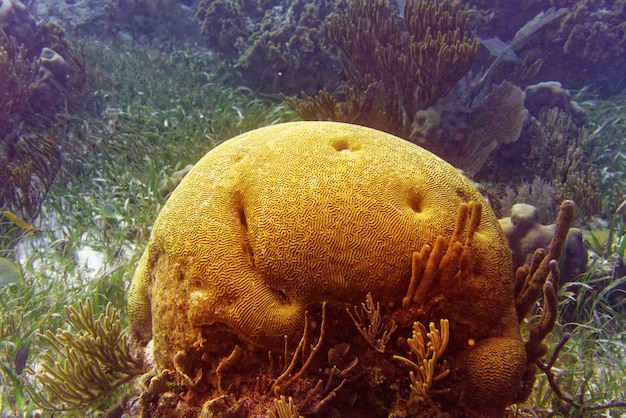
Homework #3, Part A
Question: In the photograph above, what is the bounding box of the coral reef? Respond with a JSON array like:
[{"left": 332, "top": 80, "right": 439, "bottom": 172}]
[
  {"left": 425, "top": 81, "right": 526, "bottom": 176},
  {"left": 127, "top": 121, "right": 537, "bottom": 416},
  {"left": 499, "top": 203, "right": 588, "bottom": 283},
  {"left": 1, "top": 13, "right": 84, "bottom": 235},
  {"left": 29, "top": 21, "right": 86, "bottom": 110},
  {"left": 30, "top": 47, "right": 70, "bottom": 115},
  {"left": 552, "top": 0, "right": 626, "bottom": 96},
  {"left": 108, "top": 0, "right": 199, "bottom": 41},
  {"left": 0, "top": 32, "right": 33, "bottom": 140},
  {"left": 533, "top": 108, "right": 600, "bottom": 217},
  {"left": 284, "top": 0, "right": 528, "bottom": 177},
  {"left": 0, "top": 0, "right": 37, "bottom": 49},
  {"left": 286, "top": 0, "right": 478, "bottom": 139},
  {"left": 1, "top": 8, "right": 85, "bottom": 113},
  {"left": 466, "top": 0, "right": 626, "bottom": 96},
  {"left": 524, "top": 81, "right": 587, "bottom": 126},
  {"left": 196, "top": 0, "right": 344, "bottom": 95},
  {"left": 478, "top": 107, "right": 601, "bottom": 218}
]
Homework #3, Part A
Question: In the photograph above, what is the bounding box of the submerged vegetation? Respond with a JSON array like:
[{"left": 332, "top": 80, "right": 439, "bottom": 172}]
[
  {"left": 0, "top": 39, "right": 296, "bottom": 416},
  {"left": 0, "top": 3, "right": 625, "bottom": 417}
]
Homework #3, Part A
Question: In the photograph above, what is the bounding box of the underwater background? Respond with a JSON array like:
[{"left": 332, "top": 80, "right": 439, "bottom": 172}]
[{"left": 0, "top": 0, "right": 625, "bottom": 416}]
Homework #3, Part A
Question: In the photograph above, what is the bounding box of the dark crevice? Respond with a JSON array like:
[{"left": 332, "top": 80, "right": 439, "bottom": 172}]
[
  {"left": 407, "top": 189, "right": 423, "bottom": 213},
  {"left": 234, "top": 191, "right": 248, "bottom": 230},
  {"left": 275, "top": 289, "right": 289, "bottom": 304}
]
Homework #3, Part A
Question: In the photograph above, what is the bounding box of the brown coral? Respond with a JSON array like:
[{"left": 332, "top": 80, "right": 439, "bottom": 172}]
[{"left": 128, "top": 121, "right": 525, "bottom": 416}]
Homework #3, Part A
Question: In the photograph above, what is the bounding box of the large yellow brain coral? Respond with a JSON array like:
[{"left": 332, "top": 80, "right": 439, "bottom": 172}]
[{"left": 128, "top": 121, "right": 525, "bottom": 416}]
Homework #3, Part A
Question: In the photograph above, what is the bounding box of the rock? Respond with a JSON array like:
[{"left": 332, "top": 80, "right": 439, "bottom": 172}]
[
  {"left": 499, "top": 202, "right": 588, "bottom": 283},
  {"left": 525, "top": 81, "right": 587, "bottom": 126}
]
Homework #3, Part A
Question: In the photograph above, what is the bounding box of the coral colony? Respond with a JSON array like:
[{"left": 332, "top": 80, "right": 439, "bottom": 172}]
[{"left": 2, "top": 0, "right": 625, "bottom": 416}]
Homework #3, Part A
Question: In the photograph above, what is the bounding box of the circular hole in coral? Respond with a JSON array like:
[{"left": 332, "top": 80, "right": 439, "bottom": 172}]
[
  {"left": 407, "top": 189, "right": 423, "bottom": 213},
  {"left": 331, "top": 137, "right": 360, "bottom": 153},
  {"left": 275, "top": 289, "right": 290, "bottom": 305},
  {"left": 331, "top": 138, "right": 350, "bottom": 152}
]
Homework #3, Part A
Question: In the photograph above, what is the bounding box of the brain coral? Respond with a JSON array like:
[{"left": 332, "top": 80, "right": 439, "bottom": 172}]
[{"left": 128, "top": 121, "right": 525, "bottom": 416}]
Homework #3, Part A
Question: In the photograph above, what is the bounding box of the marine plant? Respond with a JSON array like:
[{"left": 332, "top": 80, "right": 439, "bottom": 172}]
[
  {"left": 284, "top": 0, "right": 478, "bottom": 139},
  {"left": 0, "top": 37, "right": 298, "bottom": 416},
  {"left": 30, "top": 299, "right": 143, "bottom": 411},
  {"left": 0, "top": 31, "right": 34, "bottom": 140}
]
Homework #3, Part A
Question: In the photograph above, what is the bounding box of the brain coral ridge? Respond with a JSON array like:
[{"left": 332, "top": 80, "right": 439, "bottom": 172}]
[{"left": 128, "top": 121, "right": 525, "bottom": 416}]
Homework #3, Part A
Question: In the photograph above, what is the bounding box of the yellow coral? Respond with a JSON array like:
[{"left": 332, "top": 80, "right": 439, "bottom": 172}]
[
  {"left": 129, "top": 121, "right": 488, "bottom": 347},
  {"left": 394, "top": 319, "right": 450, "bottom": 404},
  {"left": 128, "top": 121, "right": 524, "bottom": 415}
]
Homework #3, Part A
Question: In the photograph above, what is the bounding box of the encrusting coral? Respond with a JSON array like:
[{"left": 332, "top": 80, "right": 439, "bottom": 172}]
[{"left": 127, "top": 121, "right": 539, "bottom": 417}]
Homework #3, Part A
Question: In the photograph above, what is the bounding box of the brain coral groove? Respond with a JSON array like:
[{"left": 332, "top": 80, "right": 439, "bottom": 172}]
[{"left": 128, "top": 122, "right": 523, "bottom": 415}]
